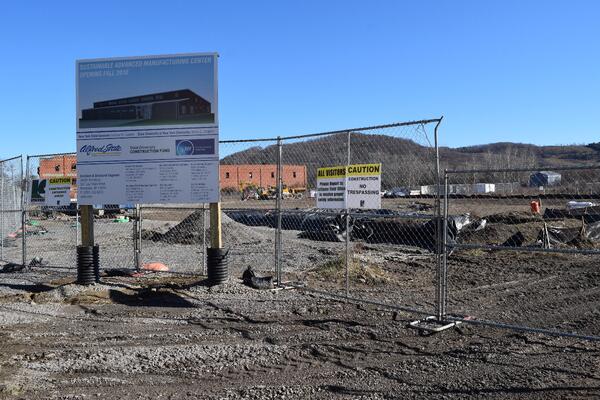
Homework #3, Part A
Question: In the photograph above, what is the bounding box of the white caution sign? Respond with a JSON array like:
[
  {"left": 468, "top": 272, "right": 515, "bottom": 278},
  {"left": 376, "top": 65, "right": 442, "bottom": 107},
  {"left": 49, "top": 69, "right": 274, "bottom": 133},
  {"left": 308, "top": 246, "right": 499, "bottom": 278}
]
[
  {"left": 317, "top": 163, "right": 381, "bottom": 209},
  {"left": 30, "top": 178, "right": 72, "bottom": 207}
]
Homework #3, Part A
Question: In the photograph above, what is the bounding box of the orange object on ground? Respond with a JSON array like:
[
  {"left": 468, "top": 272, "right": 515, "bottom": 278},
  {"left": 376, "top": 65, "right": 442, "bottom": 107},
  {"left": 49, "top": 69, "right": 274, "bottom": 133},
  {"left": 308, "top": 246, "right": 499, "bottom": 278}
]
[
  {"left": 530, "top": 200, "right": 541, "bottom": 214},
  {"left": 142, "top": 262, "right": 169, "bottom": 272}
]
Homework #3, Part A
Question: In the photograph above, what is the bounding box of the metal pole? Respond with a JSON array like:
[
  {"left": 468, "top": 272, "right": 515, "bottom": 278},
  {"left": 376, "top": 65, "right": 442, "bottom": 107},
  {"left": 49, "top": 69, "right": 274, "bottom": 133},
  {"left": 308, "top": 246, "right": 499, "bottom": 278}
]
[
  {"left": 134, "top": 204, "right": 141, "bottom": 271},
  {"left": 345, "top": 130, "right": 351, "bottom": 298},
  {"left": 76, "top": 207, "right": 80, "bottom": 247},
  {"left": 441, "top": 171, "right": 449, "bottom": 320},
  {"left": 433, "top": 118, "right": 444, "bottom": 321},
  {"left": 21, "top": 156, "right": 26, "bottom": 267},
  {"left": 139, "top": 205, "right": 143, "bottom": 270},
  {"left": 275, "top": 137, "right": 283, "bottom": 286},
  {"left": 202, "top": 204, "right": 207, "bottom": 276},
  {"left": 0, "top": 161, "right": 4, "bottom": 262}
]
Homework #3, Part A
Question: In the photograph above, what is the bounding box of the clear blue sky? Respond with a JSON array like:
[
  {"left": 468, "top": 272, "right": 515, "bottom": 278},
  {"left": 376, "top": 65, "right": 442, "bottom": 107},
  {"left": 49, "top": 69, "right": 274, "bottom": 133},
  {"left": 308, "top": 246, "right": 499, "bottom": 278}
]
[{"left": 1, "top": 1, "right": 599, "bottom": 159}]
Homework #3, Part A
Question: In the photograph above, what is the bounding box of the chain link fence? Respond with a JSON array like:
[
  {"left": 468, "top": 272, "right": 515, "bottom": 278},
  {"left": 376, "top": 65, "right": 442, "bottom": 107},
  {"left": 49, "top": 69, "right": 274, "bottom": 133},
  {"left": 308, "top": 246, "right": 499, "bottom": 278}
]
[
  {"left": 0, "top": 156, "right": 24, "bottom": 265},
  {"left": 442, "top": 165, "right": 600, "bottom": 338},
  {"left": 138, "top": 205, "right": 207, "bottom": 275},
  {"left": 9, "top": 119, "right": 600, "bottom": 340},
  {"left": 23, "top": 153, "right": 136, "bottom": 271},
  {"left": 23, "top": 154, "right": 77, "bottom": 270},
  {"left": 219, "top": 139, "right": 280, "bottom": 278},
  {"left": 218, "top": 120, "right": 443, "bottom": 317}
]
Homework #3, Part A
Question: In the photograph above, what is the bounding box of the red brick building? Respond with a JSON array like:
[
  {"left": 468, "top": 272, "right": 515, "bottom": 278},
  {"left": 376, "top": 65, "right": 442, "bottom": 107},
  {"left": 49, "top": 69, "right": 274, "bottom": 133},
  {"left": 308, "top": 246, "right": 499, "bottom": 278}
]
[{"left": 220, "top": 164, "right": 307, "bottom": 190}]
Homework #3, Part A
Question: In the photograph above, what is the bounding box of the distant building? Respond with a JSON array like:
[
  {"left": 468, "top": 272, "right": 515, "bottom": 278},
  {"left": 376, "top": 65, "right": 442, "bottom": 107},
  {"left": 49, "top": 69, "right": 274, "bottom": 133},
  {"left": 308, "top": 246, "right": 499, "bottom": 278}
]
[
  {"left": 529, "top": 171, "right": 561, "bottom": 187},
  {"left": 420, "top": 183, "right": 496, "bottom": 195},
  {"left": 220, "top": 164, "right": 307, "bottom": 190}
]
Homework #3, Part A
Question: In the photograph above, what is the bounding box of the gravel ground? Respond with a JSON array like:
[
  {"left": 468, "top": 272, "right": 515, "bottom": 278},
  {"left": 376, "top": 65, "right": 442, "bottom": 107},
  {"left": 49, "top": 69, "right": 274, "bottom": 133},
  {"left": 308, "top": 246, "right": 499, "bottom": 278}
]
[
  {"left": 0, "top": 248, "right": 599, "bottom": 399},
  {"left": 1, "top": 201, "right": 599, "bottom": 398}
]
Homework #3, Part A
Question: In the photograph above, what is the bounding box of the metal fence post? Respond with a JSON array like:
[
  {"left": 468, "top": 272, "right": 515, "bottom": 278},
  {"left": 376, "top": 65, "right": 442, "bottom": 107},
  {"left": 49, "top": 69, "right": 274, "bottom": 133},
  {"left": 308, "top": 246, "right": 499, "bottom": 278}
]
[
  {"left": 275, "top": 136, "right": 283, "bottom": 286},
  {"left": 134, "top": 204, "right": 141, "bottom": 271},
  {"left": 345, "top": 130, "right": 351, "bottom": 298},
  {"left": 202, "top": 203, "right": 207, "bottom": 276},
  {"left": 21, "top": 156, "right": 26, "bottom": 267},
  {"left": 76, "top": 206, "right": 80, "bottom": 247},
  {"left": 0, "top": 162, "right": 4, "bottom": 262},
  {"left": 433, "top": 118, "right": 444, "bottom": 321},
  {"left": 441, "top": 171, "right": 449, "bottom": 319}
]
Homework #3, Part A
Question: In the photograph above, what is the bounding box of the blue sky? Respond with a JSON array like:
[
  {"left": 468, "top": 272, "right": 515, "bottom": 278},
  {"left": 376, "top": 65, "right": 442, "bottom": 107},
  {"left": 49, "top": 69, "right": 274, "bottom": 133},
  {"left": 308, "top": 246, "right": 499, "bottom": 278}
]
[{"left": 1, "top": 1, "right": 599, "bottom": 159}]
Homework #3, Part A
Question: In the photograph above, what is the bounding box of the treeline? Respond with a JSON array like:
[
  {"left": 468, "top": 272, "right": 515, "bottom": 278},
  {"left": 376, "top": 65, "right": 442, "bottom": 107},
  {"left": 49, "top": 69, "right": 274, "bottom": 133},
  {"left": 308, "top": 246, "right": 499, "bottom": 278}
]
[{"left": 221, "top": 133, "right": 600, "bottom": 189}]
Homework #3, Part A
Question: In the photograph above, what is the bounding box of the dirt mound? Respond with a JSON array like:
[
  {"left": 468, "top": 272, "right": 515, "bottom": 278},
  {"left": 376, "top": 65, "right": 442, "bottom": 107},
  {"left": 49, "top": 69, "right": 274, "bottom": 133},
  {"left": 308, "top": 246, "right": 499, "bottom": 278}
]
[
  {"left": 459, "top": 221, "right": 545, "bottom": 247},
  {"left": 308, "top": 257, "right": 394, "bottom": 286},
  {"left": 485, "top": 211, "right": 543, "bottom": 224},
  {"left": 143, "top": 211, "right": 269, "bottom": 246}
]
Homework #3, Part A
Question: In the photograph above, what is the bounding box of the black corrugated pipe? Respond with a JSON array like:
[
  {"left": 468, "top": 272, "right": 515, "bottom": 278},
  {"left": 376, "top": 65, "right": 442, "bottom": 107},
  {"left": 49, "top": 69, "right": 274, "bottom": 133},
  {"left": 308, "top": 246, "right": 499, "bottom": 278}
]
[
  {"left": 206, "top": 247, "right": 229, "bottom": 285},
  {"left": 77, "top": 245, "right": 99, "bottom": 285}
]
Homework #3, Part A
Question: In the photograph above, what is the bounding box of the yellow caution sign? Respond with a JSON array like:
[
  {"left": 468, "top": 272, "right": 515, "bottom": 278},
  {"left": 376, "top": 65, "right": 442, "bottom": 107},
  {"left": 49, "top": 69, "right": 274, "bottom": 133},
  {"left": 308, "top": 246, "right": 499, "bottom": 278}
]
[{"left": 49, "top": 178, "right": 72, "bottom": 185}]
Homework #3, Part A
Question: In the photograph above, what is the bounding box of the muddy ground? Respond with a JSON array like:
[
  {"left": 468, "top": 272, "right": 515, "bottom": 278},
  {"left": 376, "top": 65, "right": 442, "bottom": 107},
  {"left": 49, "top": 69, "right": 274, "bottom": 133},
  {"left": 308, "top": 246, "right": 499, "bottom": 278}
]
[
  {"left": 1, "top": 199, "right": 599, "bottom": 398},
  {"left": 1, "top": 248, "right": 600, "bottom": 399}
]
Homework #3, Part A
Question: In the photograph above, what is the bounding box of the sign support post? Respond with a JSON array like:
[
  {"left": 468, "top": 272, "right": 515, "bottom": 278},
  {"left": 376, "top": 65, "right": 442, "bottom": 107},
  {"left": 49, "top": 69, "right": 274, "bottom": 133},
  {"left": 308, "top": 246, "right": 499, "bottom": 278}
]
[
  {"left": 209, "top": 202, "right": 221, "bottom": 248},
  {"left": 80, "top": 205, "right": 94, "bottom": 247}
]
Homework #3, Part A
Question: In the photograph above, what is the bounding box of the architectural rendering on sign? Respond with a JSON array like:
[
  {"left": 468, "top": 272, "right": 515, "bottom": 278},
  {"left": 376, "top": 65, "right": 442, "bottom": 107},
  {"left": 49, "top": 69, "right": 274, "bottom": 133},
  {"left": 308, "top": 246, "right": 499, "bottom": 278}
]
[
  {"left": 79, "top": 89, "right": 214, "bottom": 128},
  {"left": 77, "top": 53, "right": 217, "bottom": 131}
]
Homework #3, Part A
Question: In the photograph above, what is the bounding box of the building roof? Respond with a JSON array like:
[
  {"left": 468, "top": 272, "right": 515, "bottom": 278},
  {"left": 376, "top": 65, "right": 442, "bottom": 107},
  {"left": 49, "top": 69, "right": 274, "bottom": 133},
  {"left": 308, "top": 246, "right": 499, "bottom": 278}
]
[{"left": 93, "top": 89, "right": 207, "bottom": 109}]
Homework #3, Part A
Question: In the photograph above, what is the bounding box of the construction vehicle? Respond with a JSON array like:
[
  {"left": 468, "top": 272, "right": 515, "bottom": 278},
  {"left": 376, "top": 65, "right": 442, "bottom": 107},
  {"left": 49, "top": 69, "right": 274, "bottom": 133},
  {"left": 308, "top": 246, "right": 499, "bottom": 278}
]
[{"left": 282, "top": 185, "right": 306, "bottom": 199}]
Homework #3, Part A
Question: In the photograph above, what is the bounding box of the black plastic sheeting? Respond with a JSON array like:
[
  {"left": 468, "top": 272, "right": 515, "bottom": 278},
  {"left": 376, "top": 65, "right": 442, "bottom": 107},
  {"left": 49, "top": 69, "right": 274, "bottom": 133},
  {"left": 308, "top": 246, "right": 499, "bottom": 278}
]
[
  {"left": 544, "top": 206, "right": 600, "bottom": 223},
  {"left": 538, "top": 221, "right": 600, "bottom": 247},
  {"left": 224, "top": 209, "right": 458, "bottom": 251}
]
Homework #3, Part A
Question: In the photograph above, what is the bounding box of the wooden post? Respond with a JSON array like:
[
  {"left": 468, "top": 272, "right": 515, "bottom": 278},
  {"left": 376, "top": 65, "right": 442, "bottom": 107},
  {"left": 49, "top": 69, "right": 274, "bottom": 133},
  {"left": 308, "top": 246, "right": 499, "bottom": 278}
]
[
  {"left": 80, "top": 205, "right": 94, "bottom": 247},
  {"left": 209, "top": 202, "right": 222, "bottom": 248}
]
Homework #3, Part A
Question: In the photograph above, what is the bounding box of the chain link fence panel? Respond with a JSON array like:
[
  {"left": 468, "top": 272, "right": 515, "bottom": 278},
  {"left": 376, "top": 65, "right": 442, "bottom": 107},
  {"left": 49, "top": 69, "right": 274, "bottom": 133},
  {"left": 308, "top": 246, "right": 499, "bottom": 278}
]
[
  {"left": 218, "top": 139, "right": 281, "bottom": 279},
  {"left": 0, "top": 156, "right": 24, "bottom": 265},
  {"left": 277, "top": 121, "right": 442, "bottom": 314},
  {"left": 444, "top": 165, "right": 600, "bottom": 337},
  {"left": 24, "top": 154, "right": 79, "bottom": 269},
  {"left": 139, "top": 205, "right": 207, "bottom": 275}
]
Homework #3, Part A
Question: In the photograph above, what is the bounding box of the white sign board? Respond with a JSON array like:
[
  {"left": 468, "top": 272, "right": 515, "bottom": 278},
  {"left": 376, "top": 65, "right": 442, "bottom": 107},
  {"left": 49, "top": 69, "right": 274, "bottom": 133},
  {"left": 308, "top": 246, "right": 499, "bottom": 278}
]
[
  {"left": 30, "top": 178, "right": 72, "bottom": 207},
  {"left": 317, "top": 164, "right": 381, "bottom": 209},
  {"left": 76, "top": 53, "right": 219, "bottom": 205}
]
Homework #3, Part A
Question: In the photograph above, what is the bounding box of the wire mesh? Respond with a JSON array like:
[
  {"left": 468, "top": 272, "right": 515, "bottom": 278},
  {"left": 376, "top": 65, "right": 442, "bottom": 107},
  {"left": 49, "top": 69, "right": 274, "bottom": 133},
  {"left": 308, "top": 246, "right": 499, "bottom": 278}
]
[
  {"left": 218, "top": 139, "right": 281, "bottom": 279},
  {"left": 23, "top": 154, "right": 78, "bottom": 269},
  {"left": 23, "top": 154, "right": 136, "bottom": 271},
  {"left": 139, "top": 205, "right": 207, "bottom": 275},
  {"left": 444, "top": 165, "right": 600, "bottom": 336},
  {"left": 276, "top": 121, "right": 441, "bottom": 312},
  {"left": 0, "top": 156, "right": 24, "bottom": 265}
]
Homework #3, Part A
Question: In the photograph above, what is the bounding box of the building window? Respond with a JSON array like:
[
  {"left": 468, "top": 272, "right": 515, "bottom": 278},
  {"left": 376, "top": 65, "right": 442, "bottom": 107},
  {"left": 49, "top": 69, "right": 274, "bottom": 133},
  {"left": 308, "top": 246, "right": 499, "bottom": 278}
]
[
  {"left": 225, "top": 172, "right": 230, "bottom": 179},
  {"left": 271, "top": 172, "right": 275, "bottom": 178},
  {"left": 55, "top": 165, "right": 60, "bottom": 172},
  {"left": 71, "top": 164, "right": 76, "bottom": 171},
  {"left": 293, "top": 172, "right": 297, "bottom": 178},
  {"left": 249, "top": 172, "right": 253, "bottom": 179}
]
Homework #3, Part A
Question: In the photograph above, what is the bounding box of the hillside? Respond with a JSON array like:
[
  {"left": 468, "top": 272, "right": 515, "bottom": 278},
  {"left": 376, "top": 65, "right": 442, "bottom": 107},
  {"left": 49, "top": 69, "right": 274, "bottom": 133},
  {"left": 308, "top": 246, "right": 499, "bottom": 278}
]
[{"left": 221, "top": 133, "right": 600, "bottom": 188}]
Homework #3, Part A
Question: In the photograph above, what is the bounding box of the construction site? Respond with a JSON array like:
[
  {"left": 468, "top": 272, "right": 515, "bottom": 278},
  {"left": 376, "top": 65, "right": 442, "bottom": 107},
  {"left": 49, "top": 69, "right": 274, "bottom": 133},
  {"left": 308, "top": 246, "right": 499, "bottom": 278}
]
[
  {"left": 1, "top": 119, "right": 600, "bottom": 399},
  {"left": 1, "top": 2, "right": 599, "bottom": 397}
]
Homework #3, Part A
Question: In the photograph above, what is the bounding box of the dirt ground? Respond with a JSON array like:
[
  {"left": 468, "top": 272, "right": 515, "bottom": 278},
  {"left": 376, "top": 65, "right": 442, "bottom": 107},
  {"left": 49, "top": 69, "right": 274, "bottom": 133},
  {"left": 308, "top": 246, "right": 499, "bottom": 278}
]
[
  {"left": 1, "top": 248, "right": 600, "bottom": 399},
  {"left": 1, "top": 199, "right": 599, "bottom": 398}
]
